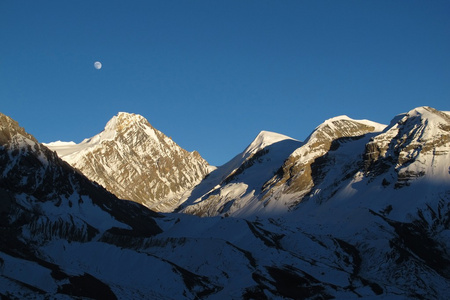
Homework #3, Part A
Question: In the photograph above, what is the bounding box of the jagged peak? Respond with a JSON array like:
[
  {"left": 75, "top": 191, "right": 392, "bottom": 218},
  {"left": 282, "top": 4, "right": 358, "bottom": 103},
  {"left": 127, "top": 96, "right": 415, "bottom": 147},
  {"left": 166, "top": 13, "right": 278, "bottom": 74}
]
[
  {"left": 79, "top": 112, "right": 157, "bottom": 146},
  {"left": 104, "top": 112, "right": 150, "bottom": 132},
  {"left": 116, "top": 111, "right": 147, "bottom": 122},
  {"left": 0, "top": 112, "right": 37, "bottom": 145}
]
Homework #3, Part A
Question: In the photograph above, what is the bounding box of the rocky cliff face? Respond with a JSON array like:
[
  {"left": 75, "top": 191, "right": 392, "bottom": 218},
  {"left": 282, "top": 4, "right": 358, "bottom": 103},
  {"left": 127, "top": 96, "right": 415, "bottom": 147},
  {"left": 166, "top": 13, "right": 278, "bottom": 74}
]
[{"left": 46, "top": 112, "right": 211, "bottom": 212}]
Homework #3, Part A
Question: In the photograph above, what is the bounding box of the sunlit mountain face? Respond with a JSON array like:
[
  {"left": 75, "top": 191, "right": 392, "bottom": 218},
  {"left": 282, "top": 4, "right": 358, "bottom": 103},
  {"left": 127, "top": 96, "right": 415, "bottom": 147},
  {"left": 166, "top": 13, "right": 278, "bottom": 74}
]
[{"left": 1, "top": 106, "right": 450, "bottom": 299}]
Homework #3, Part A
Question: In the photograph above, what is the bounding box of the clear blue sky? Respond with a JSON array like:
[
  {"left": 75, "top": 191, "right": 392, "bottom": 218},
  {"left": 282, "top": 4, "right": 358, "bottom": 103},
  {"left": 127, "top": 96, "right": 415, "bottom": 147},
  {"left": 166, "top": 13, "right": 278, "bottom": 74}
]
[{"left": 1, "top": 1, "right": 449, "bottom": 166}]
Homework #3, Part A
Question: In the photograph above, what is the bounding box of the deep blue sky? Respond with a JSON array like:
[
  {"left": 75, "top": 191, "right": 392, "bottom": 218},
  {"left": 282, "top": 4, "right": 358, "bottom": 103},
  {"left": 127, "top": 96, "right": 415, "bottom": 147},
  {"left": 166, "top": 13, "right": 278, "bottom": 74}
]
[{"left": 1, "top": 1, "right": 449, "bottom": 166}]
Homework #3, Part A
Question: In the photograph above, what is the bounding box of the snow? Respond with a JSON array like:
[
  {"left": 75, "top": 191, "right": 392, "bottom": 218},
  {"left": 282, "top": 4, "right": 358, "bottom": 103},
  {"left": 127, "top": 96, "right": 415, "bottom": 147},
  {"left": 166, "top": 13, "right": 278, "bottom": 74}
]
[
  {"left": 322, "top": 115, "right": 386, "bottom": 133},
  {"left": 46, "top": 111, "right": 211, "bottom": 212},
  {"left": 0, "top": 252, "right": 58, "bottom": 294},
  {"left": 179, "top": 105, "right": 450, "bottom": 225},
  {"left": 3, "top": 106, "right": 450, "bottom": 299},
  {"left": 244, "top": 130, "right": 299, "bottom": 156},
  {"left": 178, "top": 131, "right": 302, "bottom": 216},
  {"left": 44, "top": 112, "right": 139, "bottom": 159},
  {"left": 44, "top": 141, "right": 76, "bottom": 146},
  {"left": 38, "top": 241, "right": 198, "bottom": 299}
]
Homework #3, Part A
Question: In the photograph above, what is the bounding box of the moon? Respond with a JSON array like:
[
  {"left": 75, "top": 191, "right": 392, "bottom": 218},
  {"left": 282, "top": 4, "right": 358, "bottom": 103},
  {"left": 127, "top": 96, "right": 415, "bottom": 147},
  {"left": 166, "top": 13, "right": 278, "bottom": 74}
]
[{"left": 94, "top": 61, "right": 102, "bottom": 70}]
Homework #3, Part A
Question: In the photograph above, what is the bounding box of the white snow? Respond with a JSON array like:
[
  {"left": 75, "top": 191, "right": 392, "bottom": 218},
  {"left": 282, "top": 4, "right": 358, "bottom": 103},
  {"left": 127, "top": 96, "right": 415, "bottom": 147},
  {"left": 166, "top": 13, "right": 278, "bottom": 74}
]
[
  {"left": 0, "top": 252, "right": 58, "bottom": 294},
  {"left": 321, "top": 115, "right": 386, "bottom": 133},
  {"left": 244, "top": 130, "right": 299, "bottom": 156},
  {"left": 3, "top": 106, "right": 450, "bottom": 299},
  {"left": 45, "top": 112, "right": 139, "bottom": 159}
]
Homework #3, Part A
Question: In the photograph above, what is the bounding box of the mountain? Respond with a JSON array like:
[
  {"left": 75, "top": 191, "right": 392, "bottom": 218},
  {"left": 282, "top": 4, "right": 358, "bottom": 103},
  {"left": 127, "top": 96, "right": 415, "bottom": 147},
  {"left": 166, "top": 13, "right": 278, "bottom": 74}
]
[
  {"left": 261, "top": 115, "right": 387, "bottom": 207},
  {"left": 0, "top": 112, "right": 172, "bottom": 298},
  {"left": 280, "top": 106, "right": 450, "bottom": 211},
  {"left": 178, "top": 107, "right": 450, "bottom": 218},
  {"left": 177, "top": 115, "right": 386, "bottom": 217},
  {"left": 2, "top": 107, "right": 450, "bottom": 299},
  {"left": 176, "top": 130, "right": 303, "bottom": 216},
  {"left": 0, "top": 113, "right": 259, "bottom": 299},
  {"left": 173, "top": 106, "right": 450, "bottom": 298},
  {"left": 46, "top": 112, "right": 211, "bottom": 212}
]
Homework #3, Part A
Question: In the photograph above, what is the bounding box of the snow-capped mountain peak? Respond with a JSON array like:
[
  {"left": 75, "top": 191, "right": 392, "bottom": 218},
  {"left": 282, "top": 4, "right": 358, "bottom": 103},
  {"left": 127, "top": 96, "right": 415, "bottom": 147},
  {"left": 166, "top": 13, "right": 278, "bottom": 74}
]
[
  {"left": 304, "top": 115, "right": 386, "bottom": 146},
  {"left": 363, "top": 106, "right": 450, "bottom": 187},
  {"left": 321, "top": 115, "right": 386, "bottom": 132},
  {"left": 46, "top": 112, "right": 210, "bottom": 212},
  {"left": 79, "top": 112, "right": 157, "bottom": 145},
  {"left": 103, "top": 112, "right": 149, "bottom": 134},
  {"left": 367, "top": 106, "right": 450, "bottom": 161},
  {"left": 395, "top": 106, "right": 450, "bottom": 135},
  {"left": 244, "top": 130, "right": 299, "bottom": 158}
]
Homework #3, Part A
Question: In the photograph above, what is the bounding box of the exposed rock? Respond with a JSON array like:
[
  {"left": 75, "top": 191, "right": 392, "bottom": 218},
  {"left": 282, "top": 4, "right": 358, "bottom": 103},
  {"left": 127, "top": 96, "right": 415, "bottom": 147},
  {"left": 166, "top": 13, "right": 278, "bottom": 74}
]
[
  {"left": 264, "top": 116, "right": 385, "bottom": 203},
  {"left": 46, "top": 112, "right": 211, "bottom": 212},
  {"left": 363, "top": 106, "right": 450, "bottom": 187},
  {"left": 0, "top": 112, "right": 162, "bottom": 245}
]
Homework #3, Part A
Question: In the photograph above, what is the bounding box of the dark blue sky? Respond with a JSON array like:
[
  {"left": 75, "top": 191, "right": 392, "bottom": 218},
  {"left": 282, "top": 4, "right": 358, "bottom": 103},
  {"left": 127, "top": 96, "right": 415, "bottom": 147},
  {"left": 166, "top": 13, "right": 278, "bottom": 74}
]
[{"left": 1, "top": 1, "right": 449, "bottom": 166}]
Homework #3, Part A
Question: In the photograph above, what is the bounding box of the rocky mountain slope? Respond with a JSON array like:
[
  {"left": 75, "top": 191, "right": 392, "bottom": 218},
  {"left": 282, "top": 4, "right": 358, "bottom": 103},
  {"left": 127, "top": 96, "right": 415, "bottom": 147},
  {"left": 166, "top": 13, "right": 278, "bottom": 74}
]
[
  {"left": 46, "top": 112, "right": 211, "bottom": 212},
  {"left": 177, "top": 107, "right": 450, "bottom": 218},
  {"left": 177, "top": 115, "right": 387, "bottom": 217},
  {"left": 1, "top": 107, "right": 450, "bottom": 299}
]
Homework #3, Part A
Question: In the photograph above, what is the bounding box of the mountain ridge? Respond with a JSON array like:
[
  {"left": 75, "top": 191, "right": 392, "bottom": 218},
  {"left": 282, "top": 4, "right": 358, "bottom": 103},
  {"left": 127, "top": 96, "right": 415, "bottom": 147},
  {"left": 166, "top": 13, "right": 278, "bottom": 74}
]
[
  {"left": 1, "top": 106, "right": 450, "bottom": 298},
  {"left": 177, "top": 113, "right": 389, "bottom": 217}
]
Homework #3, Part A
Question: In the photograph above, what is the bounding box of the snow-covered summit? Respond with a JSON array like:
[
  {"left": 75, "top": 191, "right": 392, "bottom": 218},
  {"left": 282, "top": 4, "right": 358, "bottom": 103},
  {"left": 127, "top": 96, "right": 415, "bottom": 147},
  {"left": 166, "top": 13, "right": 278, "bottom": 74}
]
[
  {"left": 46, "top": 112, "right": 210, "bottom": 212},
  {"left": 244, "top": 130, "right": 299, "bottom": 158},
  {"left": 46, "top": 112, "right": 160, "bottom": 159},
  {"left": 176, "top": 130, "right": 302, "bottom": 216},
  {"left": 286, "top": 115, "right": 386, "bottom": 163},
  {"left": 363, "top": 106, "right": 450, "bottom": 187},
  {"left": 100, "top": 112, "right": 150, "bottom": 139},
  {"left": 367, "top": 106, "right": 450, "bottom": 158},
  {"left": 78, "top": 112, "right": 157, "bottom": 147},
  {"left": 306, "top": 115, "right": 386, "bottom": 144},
  {"left": 322, "top": 115, "right": 386, "bottom": 132}
]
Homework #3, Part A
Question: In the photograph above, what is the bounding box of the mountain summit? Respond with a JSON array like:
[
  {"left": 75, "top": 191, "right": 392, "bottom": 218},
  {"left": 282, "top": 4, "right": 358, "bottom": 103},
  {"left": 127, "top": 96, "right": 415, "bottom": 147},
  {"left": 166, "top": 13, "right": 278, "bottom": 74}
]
[{"left": 46, "top": 112, "right": 210, "bottom": 212}]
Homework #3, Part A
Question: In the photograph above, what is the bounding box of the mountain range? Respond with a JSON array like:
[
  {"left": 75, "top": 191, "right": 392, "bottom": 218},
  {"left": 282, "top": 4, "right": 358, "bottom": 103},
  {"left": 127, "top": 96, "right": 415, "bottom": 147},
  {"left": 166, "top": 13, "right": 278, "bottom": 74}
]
[{"left": 1, "top": 106, "right": 450, "bottom": 299}]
